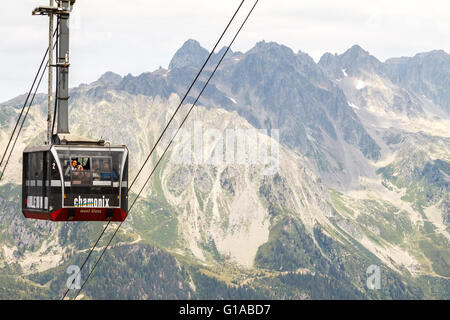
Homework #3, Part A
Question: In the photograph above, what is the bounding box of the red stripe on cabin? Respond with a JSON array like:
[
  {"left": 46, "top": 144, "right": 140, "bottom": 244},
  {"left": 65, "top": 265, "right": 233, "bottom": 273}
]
[{"left": 23, "top": 208, "right": 127, "bottom": 222}]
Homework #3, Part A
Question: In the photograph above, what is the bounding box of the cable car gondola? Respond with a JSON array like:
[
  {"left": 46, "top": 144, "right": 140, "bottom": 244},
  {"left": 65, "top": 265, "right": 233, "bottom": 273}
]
[
  {"left": 22, "top": 0, "right": 128, "bottom": 222},
  {"left": 23, "top": 135, "right": 128, "bottom": 221}
]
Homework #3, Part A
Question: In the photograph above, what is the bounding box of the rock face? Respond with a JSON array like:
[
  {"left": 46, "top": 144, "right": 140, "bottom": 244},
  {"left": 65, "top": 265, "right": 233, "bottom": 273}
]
[
  {"left": 217, "top": 41, "right": 381, "bottom": 161},
  {"left": 319, "top": 45, "right": 450, "bottom": 119},
  {"left": 443, "top": 197, "right": 450, "bottom": 226},
  {"left": 319, "top": 45, "right": 423, "bottom": 117},
  {"left": 111, "top": 40, "right": 383, "bottom": 188},
  {"left": 319, "top": 45, "right": 385, "bottom": 78},
  {"left": 0, "top": 41, "right": 449, "bottom": 299},
  {"left": 385, "top": 50, "right": 450, "bottom": 115},
  {"left": 169, "top": 39, "right": 209, "bottom": 70}
]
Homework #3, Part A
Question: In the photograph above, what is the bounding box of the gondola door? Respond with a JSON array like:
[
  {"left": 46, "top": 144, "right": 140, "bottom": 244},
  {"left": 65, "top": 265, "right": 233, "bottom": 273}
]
[{"left": 24, "top": 151, "right": 48, "bottom": 216}]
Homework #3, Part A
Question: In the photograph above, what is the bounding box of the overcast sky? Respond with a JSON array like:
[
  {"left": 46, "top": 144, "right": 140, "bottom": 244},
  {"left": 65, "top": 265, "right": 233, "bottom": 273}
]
[{"left": 0, "top": 0, "right": 449, "bottom": 102}]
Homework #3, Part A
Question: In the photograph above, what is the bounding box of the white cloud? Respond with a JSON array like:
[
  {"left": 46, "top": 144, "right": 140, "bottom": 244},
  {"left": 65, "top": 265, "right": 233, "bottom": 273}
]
[{"left": 0, "top": 0, "right": 449, "bottom": 102}]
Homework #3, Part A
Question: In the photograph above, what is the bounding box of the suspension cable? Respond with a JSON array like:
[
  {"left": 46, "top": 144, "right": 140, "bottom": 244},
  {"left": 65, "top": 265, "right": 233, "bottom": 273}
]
[
  {"left": 127, "top": 0, "right": 245, "bottom": 192},
  {"left": 61, "top": 0, "right": 248, "bottom": 300},
  {"left": 0, "top": 66, "right": 48, "bottom": 182},
  {"left": 0, "top": 25, "right": 59, "bottom": 181},
  {"left": 71, "top": 0, "right": 259, "bottom": 300},
  {"left": 0, "top": 26, "right": 58, "bottom": 179}
]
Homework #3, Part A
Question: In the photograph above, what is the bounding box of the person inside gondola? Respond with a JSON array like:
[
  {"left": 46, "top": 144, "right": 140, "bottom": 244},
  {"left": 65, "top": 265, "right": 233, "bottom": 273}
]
[
  {"left": 92, "top": 160, "right": 100, "bottom": 180},
  {"left": 100, "top": 161, "right": 117, "bottom": 181},
  {"left": 65, "top": 159, "right": 79, "bottom": 176}
]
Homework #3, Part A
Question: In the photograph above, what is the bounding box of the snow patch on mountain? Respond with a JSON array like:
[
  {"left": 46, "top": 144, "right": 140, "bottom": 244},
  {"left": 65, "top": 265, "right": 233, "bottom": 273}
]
[{"left": 355, "top": 79, "right": 366, "bottom": 90}]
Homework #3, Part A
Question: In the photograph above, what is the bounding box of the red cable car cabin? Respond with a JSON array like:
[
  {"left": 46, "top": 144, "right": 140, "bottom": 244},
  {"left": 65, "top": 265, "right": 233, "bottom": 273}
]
[
  {"left": 22, "top": 138, "right": 128, "bottom": 221},
  {"left": 22, "top": 2, "right": 128, "bottom": 222}
]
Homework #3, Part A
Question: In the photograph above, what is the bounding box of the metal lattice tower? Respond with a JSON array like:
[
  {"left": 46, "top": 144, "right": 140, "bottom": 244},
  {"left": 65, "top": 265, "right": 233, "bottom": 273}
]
[{"left": 33, "top": 0, "right": 75, "bottom": 143}]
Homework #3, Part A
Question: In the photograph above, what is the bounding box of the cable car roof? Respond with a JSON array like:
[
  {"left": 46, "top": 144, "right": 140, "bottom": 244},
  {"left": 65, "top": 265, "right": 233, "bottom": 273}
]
[
  {"left": 23, "top": 134, "right": 127, "bottom": 153},
  {"left": 56, "top": 133, "right": 105, "bottom": 145},
  {"left": 23, "top": 144, "right": 52, "bottom": 153}
]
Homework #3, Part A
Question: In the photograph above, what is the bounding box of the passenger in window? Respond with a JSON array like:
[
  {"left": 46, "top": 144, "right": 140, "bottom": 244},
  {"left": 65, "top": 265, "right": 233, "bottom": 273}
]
[
  {"left": 80, "top": 166, "right": 91, "bottom": 184},
  {"left": 65, "top": 160, "right": 78, "bottom": 176},
  {"left": 100, "top": 161, "right": 117, "bottom": 180},
  {"left": 92, "top": 160, "right": 100, "bottom": 180}
]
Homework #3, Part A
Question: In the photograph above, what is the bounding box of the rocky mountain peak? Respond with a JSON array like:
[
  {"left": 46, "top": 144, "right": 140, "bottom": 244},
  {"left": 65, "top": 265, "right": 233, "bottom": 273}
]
[
  {"left": 340, "top": 45, "right": 383, "bottom": 74},
  {"left": 414, "top": 49, "right": 449, "bottom": 60},
  {"left": 96, "top": 71, "right": 123, "bottom": 85},
  {"left": 246, "top": 40, "right": 298, "bottom": 65},
  {"left": 317, "top": 52, "right": 337, "bottom": 66},
  {"left": 319, "top": 44, "right": 384, "bottom": 77},
  {"left": 343, "top": 44, "right": 370, "bottom": 58},
  {"left": 168, "top": 39, "right": 209, "bottom": 70},
  {"left": 386, "top": 49, "right": 449, "bottom": 65},
  {"left": 384, "top": 49, "right": 450, "bottom": 114}
]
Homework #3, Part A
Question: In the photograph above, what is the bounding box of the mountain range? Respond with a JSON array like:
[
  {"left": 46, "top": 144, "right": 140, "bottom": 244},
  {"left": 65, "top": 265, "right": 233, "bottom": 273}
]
[{"left": 0, "top": 39, "right": 448, "bottom": 299}]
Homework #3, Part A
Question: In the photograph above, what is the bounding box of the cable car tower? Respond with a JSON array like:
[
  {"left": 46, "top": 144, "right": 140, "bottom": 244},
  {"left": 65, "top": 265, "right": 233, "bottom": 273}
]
[{"left": 22, "top": 0, "right": 129, "bottom": 222}]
